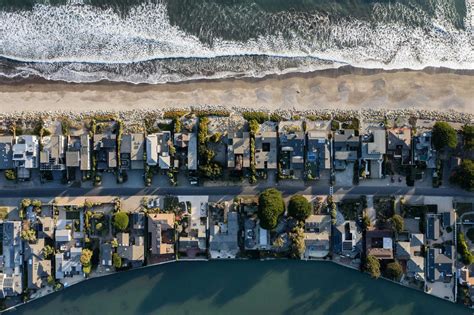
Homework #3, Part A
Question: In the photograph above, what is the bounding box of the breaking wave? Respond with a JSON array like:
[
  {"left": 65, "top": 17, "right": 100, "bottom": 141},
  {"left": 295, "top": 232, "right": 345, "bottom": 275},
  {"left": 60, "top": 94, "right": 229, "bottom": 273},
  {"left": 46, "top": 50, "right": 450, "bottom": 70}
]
[{"left": 0, "top": 0, "right": 472, "bottom": 84}]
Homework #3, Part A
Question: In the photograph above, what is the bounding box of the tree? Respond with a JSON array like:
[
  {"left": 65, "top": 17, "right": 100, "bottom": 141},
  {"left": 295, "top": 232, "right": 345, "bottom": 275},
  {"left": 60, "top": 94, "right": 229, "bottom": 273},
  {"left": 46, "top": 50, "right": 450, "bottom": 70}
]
[
  {"left": 330, "top": 202, "right": 337, "bottom": 225},
  {"left": 113, "top": 212, "right": 129, "bottom": 231},
  {"left": 80, "top": 248, "right": 93, "bottom": 266},
  {"left": 288, "top": 195, "right": 312, "bottom": 221},
  {"left": 80, "top": 248, "right": 93, "bottom": 274},
  {"left": 385, "top": 261, "right": 403, "bottom": 280},
  {"left": 111, "top": 239, "right": 118, "bottom": 248},
  {"left": 4, "top": 169, "right": 16, "bottom": 181},
  {"left": 462, "top": 124, "right": 474, "bottom": 151},
  {"left": 95, "top": 223, "right": 103, "bottom": 231},
  {"left": 362, "top": 214, "right": 371, "bottom": 230},
  {"left": 249, "top": 119, "right": 259, "bottom": 134},
  {"left": 366, "top": 255, "right": 381, "bottom": 279},
  {"left": 432, "top": 122, "right": 457, "bottom": 151},
  {"left": 289, "top": 227, "right": 305, "bottom": 258},
  {"left": 458, "top": 232, "right": 474, "bottom": 265},
  {"left": 21, "top": 229, "right": 36, "bottom": 242},
  {"left": 21, "top": 198, "right": 31, "bottom": 209},
  {"left": 112, "top": 253, "right": 122, "bottom": 269},
  {"left": 258, "top": 188, "right": 285, "bottom": 230},
  {"left": 450, "top": 159, "right": 474, "bottom": 191},
  {"left": 390, "top": 214, "right": 404, "bottom": 233},
  {"left": 42, "top": 245, "right": 55, "bottom": 259},
  {"left": 31, "top": 199, "right": 42, "bottom": 208}
]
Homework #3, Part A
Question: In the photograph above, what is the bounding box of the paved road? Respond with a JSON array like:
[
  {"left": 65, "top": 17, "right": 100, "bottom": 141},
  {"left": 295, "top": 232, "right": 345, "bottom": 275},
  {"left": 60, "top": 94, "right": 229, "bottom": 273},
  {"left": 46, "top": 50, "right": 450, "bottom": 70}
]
[{"left": 0, "top": 185, "right": 472, "bottom": 198}]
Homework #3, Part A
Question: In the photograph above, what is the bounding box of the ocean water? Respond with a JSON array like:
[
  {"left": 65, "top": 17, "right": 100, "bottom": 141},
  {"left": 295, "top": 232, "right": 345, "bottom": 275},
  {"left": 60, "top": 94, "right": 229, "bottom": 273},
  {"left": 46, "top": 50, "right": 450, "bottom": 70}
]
[{"left": 0, "top": 0, "right": 472, "bottom": 83}]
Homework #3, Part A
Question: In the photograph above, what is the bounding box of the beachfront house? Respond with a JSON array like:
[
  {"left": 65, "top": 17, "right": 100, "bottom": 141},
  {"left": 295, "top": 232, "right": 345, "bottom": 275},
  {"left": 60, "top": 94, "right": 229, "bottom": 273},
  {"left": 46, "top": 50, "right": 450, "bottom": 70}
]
[
  {"left": 40, "top": 135, "right": 67, "bottom": 172},
  {"left": 333, "top": 129, "right": 359, "bottom": 171},
  {"left": 93, "top": 133, "right": 117, "bottom": 171},
  {"left": 360, "top": 129, "right": 386, "bottom": 179},
  {"left": 227, "top": 132, "right": 251, "bottom": 172},
  {"left": 0, "top": 136, "right": 14, "bottom": 170},
  {"left": 12, "top": 135, "right": 39, "bottom": 180},
  {"left": 65, "top": 134, "right": 91, "bottom": 178},
  {"left": 255, "top": 130, "right": 277, "bottom": 171},
  {"left": 146, "top": 131, "right": 171, "bottom": 169},
  {"left": 120, "top": 133, "right": 145, "bottom": 170},
  {"left": 278, "top": 121, "right": 305, "bottom": 179}
]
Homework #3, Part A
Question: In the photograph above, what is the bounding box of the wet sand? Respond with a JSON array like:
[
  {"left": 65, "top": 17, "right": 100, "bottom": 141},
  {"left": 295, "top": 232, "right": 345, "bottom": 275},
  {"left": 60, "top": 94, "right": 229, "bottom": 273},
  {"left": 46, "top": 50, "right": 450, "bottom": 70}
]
[{"left": 0, "top": 69, "right": 473, "bottom": 114}]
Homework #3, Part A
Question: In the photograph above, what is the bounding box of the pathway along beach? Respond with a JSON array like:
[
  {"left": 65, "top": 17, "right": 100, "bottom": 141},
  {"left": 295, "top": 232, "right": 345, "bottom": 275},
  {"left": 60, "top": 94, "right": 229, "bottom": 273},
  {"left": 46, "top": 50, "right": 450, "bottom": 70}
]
[{"left": 1, "top": 68, "right": 473, "bottom": 114}]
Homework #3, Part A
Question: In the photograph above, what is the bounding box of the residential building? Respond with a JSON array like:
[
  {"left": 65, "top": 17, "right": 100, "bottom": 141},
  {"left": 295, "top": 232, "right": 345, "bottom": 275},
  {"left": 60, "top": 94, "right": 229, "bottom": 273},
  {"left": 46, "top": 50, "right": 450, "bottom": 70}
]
[
  {"left": 395, "top": 233, "right": 425, "bottom": 281},
  {"left": 332, "top": 221, "right": 362, "bottom": 257},
  {"left": 254, "top": 131, "right": 277, "bottom": 170},
  {"left": 306, "top": 131, "right": 330, "bottom": 179},
  {"left": 178, "top": 196, "right": 209, "bottom": 255},
  {"left": 426, "top": 246, "right": 454, "bottom": 283},
  {"left": 333, "top": 129, "right": 359, "bottom": 170},
  {"left": 0, "top": 221, "right": 23, "bottom": 297},
  {"left": 100, "top": 243, "right": 113, "bottom": 267},
  {"left": 244, "top": 217, "right": 270, "bottom": 251},
  {"left": 117, "top": 233, "right": 145, "bottom": 267},
  {"left": 0, "top": 273, "right": 22, "bottom": 298},
  {"left": 40, "top": 135, "right": 66, "bottom": 171},
  {"left": 120, "top": 133, "right": 145, "bottom": 170},
  {"left": 304, "top": 215, "right": 331, "bottom": 258},
  {"left": 13, "top": 135, "right": 39, "bottom": 179},
  {"left": 25, "top": 238, "right": 52, "bottom": 289},
  {"left": 459, "top": 266, "right": 474, "bottom": 287},
  {"left": 413, "top": 131, "right": 436, "bottom": 168},
  {"left": 174, "top": 132, "right": 197, "bottom": 171},
  {"left": 146, "top": 132, "right": 171, "bottom": 169},
  {"left": 65, "top": 134, "right": 91, "bottom": 171},
  {"left": 227, "top": 132, "right": 250, "bottom": 171},
  {"left": 148, "top": 213, "right": 175, "bottom": 256},
  {"left": 132, "top": 212, "right": 146, "bottom": 235},
  {"left": 209, "top": 211, "right": 239, "bottom": 259},
  {"left": 93, "top": 134, "right": 117, "bottom": 170},
  {"left": 360, "top": 129, "right": 386, "bottom": 179},
  {"left": 279, "top": 121, "right": 305, "bottom": 176},
  {"left": 387, "top": 127, "right": 411, "bottom": 165},
  {"left": 365, "top": 229, "right": 393, "bottom": 259},
  {"left": 55, "top": 247, "right": 83, "bottom": 279},
  {"left": 0, "top": 136, "right": 13, "bottom": 170}
]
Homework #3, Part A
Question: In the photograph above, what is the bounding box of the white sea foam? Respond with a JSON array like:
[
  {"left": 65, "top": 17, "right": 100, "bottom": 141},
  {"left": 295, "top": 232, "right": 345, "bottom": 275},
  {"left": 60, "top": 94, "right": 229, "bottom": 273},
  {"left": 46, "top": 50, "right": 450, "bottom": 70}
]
[{"left": 0, "top": 1, "right": 472, "bottom": 84}]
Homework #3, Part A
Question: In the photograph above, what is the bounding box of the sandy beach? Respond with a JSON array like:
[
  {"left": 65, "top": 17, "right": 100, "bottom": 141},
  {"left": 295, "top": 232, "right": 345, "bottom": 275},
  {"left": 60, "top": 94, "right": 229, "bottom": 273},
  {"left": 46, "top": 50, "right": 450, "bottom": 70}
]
[{"left": 0, "top": 69, "right": 473, "bottom": 114}]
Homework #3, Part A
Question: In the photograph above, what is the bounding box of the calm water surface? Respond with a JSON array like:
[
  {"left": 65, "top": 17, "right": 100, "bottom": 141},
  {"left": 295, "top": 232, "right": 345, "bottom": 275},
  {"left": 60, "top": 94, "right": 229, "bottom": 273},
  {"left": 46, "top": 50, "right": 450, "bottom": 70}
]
[{"left": 10, "top": 260, "right": 470, "bottom": 315}]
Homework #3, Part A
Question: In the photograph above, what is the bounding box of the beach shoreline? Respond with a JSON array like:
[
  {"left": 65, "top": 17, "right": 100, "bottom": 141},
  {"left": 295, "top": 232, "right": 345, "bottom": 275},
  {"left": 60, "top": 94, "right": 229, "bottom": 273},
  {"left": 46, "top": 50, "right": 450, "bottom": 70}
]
[{"left": 0, "top": 67, "right": 473, "bottom": 115}]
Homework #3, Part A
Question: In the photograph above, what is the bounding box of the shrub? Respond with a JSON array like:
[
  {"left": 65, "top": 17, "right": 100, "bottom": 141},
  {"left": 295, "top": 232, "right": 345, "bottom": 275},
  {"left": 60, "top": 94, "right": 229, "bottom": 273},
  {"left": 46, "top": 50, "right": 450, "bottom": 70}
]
[
  {"left": 366, "top": 255, "right": 381, "bottom": 278},
  {"left": 242, "top": 111, "right": 268, "bottom": 124},
  {"left": 269, "top": 113, "right": 284, "bottom": 122},
  {"left": 112, "top": 252, "right": 122, "bottom": 269},
  {"left": 258, "top": 188, "right": 285, "bottom": 230},
  {"left": 458, "top": 232, "right": 474, "bottom": 265},
  {"left": 462, "top": 124, "right": 474, "bottom": 151},
  {"left": 450, "top": 159, "right": 474, "bottom": 191},
  {"left": 432, "top": 121, "right": 457, "bottom": 150},
  {"left": 385, "top": 261, "right": 403, "bottom": 280},
  {"left": 390, "top": 214, "right": 404, "bottom": 233},
  {"left": 0, "top": 207, "right": 8, "bottom": 220},
  {"left": 288, "top": 195, "right": 312, "bottom": 221},
  {"left": 4, "top": 169, "right": 16, "bottom": 181},
  {"left": 289, "top": 227, "right": 305, "bottom": 258},
  {"left": 113, "top": 212, "right": 129, "bottom": 231},
  {"left": 163, "top": 110, "right": 188, "bottom": 119}
]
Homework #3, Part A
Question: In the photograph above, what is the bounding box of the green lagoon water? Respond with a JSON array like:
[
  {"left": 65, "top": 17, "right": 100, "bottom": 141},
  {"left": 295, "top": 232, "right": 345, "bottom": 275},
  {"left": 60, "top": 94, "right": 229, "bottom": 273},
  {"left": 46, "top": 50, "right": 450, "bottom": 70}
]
[{"left": 10, "top": 260, "right": 470, "bottom": 315}]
